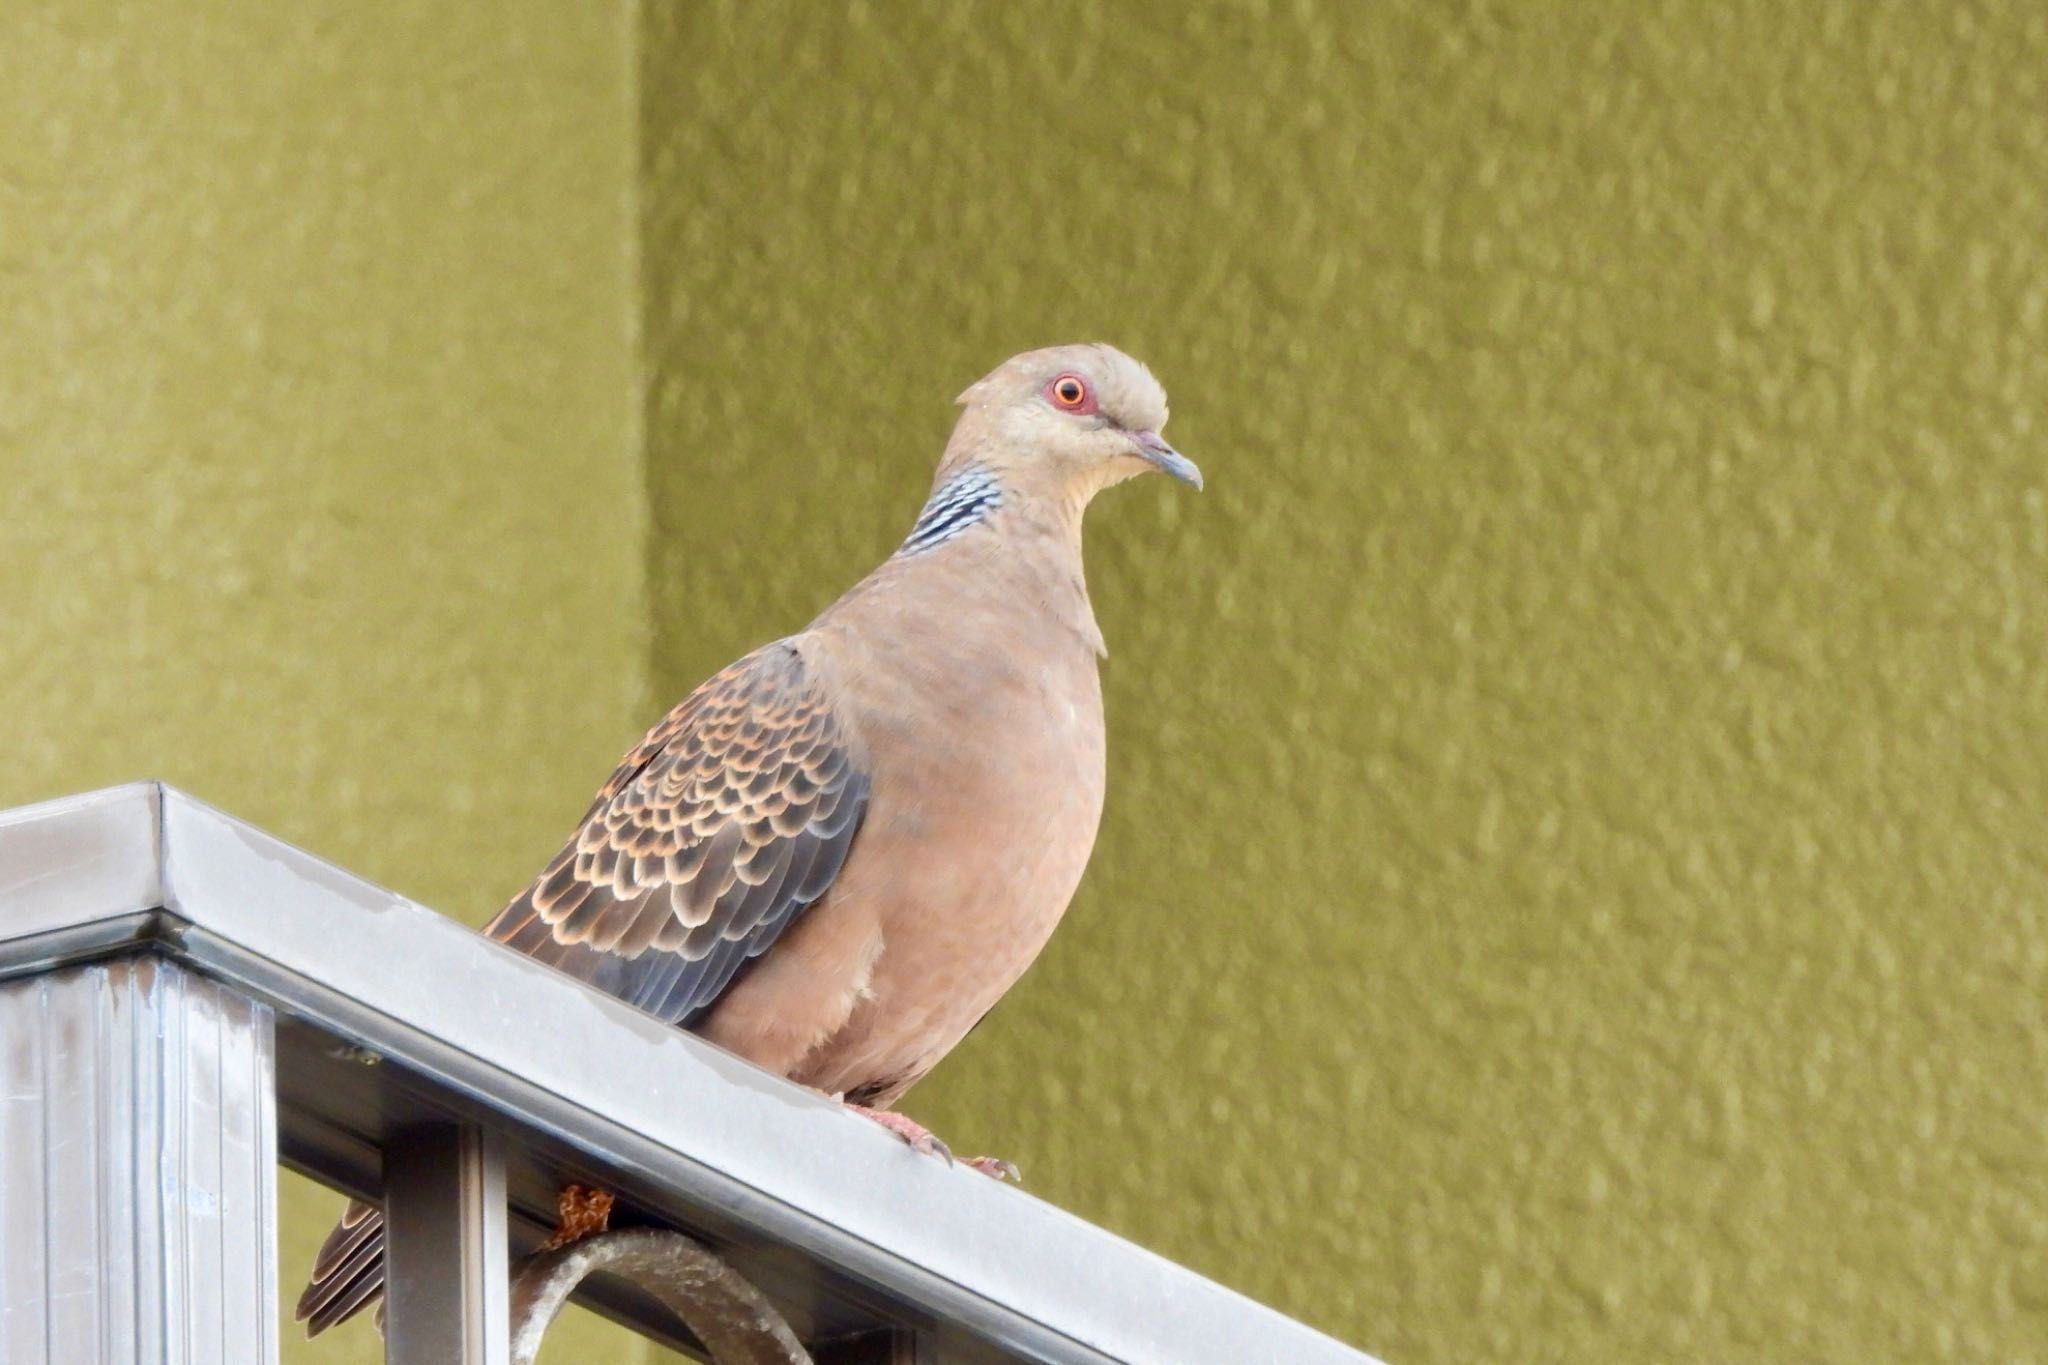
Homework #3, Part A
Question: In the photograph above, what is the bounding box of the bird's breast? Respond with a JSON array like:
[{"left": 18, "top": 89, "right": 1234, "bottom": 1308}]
[{"left": 785, "top": 625, "right": 1108, "bottom": 1101}]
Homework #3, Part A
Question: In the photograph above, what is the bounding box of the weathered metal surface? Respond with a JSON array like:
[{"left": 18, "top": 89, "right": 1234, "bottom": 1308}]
[
  {"left": 0, "top": 957, "right": 277, "bottom": 1365},
  {"left": 509, "top": 1228, "right": 809, "bottom": 1365},
  {"left": 385, "top": 1124, "right": 512, "bottom": 1365},
  {"left": 0, "top": 784, "right": 1379, "bottom": 1365}
]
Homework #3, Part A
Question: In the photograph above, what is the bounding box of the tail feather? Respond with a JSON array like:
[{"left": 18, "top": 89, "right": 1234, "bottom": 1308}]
[{"left": 295, "top": 1199, "right": 387, "bottom": 1336}]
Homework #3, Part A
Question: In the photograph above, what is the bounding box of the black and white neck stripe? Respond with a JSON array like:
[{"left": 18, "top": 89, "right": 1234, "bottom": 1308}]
[{"left": 899, "top": 465, "right": 1003, "bottom": 556}]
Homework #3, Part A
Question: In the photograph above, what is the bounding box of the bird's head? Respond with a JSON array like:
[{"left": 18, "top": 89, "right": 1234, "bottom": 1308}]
[{"left": 943, "top": 343, "right": 1202, "bottom": 500}]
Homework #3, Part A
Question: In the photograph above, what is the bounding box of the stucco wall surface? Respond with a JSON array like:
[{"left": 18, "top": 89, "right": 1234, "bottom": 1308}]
[
  {"left": 5, "top": 1, "right": 2046, "bottom": 1363},
  {"left": 642, "top": 3, "right": 2048, "bottom": 1362},
  {"left": 0, "top": 2, "right": 652, "bottom": 1360}
]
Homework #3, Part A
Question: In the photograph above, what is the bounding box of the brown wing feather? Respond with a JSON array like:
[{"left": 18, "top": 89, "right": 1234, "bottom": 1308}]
[
  {"left": 295, "top": 639, "right": 869, "bottom": 1336},
  {"left": 495, "top": 638, "right": 870, "bottom": 1022}
]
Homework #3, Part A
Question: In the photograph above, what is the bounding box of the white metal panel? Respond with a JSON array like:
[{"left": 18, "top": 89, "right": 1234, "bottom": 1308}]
[
  {"left": 0, "top": 960, "right": 277, "bottom": 1365},
  {"left": 0, "top": 973, "right": 51, "bottom": 1360},
  {"left": 0, "top": 785, "right": 160, "bottom": 970}
]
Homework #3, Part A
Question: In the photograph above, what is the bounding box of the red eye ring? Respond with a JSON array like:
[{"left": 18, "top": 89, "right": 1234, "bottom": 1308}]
[{"left": 1046, "top": 373, "right": 1095, "bottom": 413}]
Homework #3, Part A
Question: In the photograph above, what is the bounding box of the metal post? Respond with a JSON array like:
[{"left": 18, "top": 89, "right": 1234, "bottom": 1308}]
[
  {"left": 0, "top": 958, "right": 278, "bottom": 1364},
  {"left": 384, "top": 1122, "right": 510, "bottom": 1365}
]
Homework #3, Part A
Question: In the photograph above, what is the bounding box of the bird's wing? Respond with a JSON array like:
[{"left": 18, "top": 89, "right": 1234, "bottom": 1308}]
[
  {"left": 486, "top": 637, "right": 870, "bottom": 1027},
  {"left": 295, "top": 639, "right": 868, "bottom": 1337}
]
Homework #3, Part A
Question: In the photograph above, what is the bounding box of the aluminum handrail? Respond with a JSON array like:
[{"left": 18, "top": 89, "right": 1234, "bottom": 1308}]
[{"left": 0, "top": 783, "right": 1379, "bottom": 1365}]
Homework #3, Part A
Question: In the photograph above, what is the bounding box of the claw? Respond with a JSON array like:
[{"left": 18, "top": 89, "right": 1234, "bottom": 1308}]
[
  {"left": 841, "top": 1102, "right": 955, "bottom": 1164},
  {"left": 835, "top": 1101, "right": 1020, "bottom": 1181},
  {"left": 962, "top": 1156, "right": 1021, "bottom": 1183}
]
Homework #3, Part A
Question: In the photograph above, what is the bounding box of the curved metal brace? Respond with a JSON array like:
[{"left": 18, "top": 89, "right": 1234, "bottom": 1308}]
[{"left": 508, "top": 1227, "right": 813, "bottom": 1365}]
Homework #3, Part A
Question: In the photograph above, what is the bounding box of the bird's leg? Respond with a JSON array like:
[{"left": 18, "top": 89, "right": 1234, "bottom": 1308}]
[
  {"left": 536, "top": 1183, "right": 615, "bottom": 1252},
  {"left": 825, "top": 1095, "right": 1022, "bottom": 1182},
  {"left": 840, "top": 1100, "right": 955, "bottom": 1163}
]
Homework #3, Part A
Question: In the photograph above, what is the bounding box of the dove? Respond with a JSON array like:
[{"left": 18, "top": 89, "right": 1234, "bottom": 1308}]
[{"left": 297, "top": 343, "right": 1200, "bottom": 1335}]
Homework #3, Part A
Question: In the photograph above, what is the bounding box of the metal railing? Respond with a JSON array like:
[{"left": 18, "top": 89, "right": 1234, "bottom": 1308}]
[{"left": 0, "top": 784, "right": 1379, "bottom": 1365}]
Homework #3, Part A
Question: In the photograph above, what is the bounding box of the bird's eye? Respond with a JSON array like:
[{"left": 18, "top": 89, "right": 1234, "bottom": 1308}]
[{"left": 1046, "top": 374, "right": 1094, "bottom": 412}]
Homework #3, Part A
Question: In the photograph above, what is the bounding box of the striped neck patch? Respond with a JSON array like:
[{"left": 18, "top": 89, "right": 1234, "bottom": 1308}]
[{"left": 900, "top": 465, "right": 1003, "bottom": 555}]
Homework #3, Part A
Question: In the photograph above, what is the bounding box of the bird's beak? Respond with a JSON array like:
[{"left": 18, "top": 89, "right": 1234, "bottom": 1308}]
[{"left": 1129, "top": 430, "right": 1203, "bottom": 491}]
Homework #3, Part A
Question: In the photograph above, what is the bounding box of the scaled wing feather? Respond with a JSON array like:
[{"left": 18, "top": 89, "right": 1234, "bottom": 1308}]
[{"left": 293, "top": 639, "right": 869, "bottom": 1336}]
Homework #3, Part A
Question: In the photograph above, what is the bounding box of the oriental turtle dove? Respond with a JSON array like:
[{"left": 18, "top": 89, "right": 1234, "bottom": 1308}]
[{"left": 297, "top": 343, "right": 1199, "bottom": 1335}]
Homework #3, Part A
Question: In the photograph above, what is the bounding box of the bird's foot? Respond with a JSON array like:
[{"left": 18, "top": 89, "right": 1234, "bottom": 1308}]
[
  {"left": 536, "top": 1183, "right": 615, "bottom": 1252},
  {"left": 836, "top": 1101, "right": 1020, "bottom": 1181},
  {"left": 843, "top": 1101, "right": 954, "bottom": 1163},
  {"left": 962, "top": 1156, "right": 1022, "bottom": 1183}
]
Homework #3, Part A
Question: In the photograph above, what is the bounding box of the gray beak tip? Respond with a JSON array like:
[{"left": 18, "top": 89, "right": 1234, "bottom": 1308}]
[{"left": 1131, "top": 431, "right": 1203, "bottom": 491}]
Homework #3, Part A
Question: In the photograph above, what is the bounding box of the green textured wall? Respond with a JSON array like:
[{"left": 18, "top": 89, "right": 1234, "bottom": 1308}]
[
  {"left": 5, "top": 1, "right": 2046, "bottom": 1362},
  {"left": 642, "top": 3, "right": 2047, "bottom": 1362},
  {"left": 0, "top": 1, "right": 653, "bottom": 1359}
]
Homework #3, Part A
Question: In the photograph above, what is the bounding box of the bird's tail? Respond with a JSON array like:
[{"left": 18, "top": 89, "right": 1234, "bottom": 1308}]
[{"left": 294, "top": 1198, "right": 387, "bottom": 1336}]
